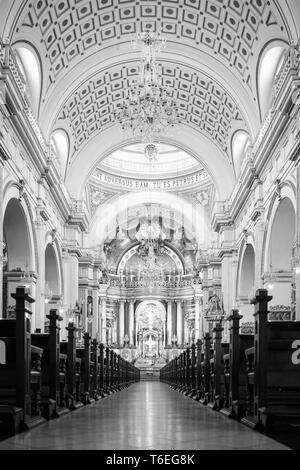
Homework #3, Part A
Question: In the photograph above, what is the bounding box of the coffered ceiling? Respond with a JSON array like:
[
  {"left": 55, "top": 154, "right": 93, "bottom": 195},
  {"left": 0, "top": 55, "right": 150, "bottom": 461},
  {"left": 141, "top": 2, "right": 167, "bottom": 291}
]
[{"left": 0, "top": 0, "right": 298, "bottom": 200}]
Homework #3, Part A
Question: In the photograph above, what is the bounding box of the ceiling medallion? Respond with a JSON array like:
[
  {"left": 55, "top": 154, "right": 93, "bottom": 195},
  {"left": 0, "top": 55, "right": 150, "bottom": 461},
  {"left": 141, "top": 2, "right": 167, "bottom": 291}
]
[
  {"left": 144, "top": 143, "right": 158, "bottom": 161},
  {"left": 114, "top": 29, "right": 181, "bottom": 145}
]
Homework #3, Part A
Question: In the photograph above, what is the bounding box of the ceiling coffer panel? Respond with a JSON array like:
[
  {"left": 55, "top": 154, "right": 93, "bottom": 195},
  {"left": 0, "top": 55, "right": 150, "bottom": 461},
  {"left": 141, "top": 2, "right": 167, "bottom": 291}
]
[
  {"left": 17, "top": 0, "right": 284, "bottom": 91},
  {"left": 57, "top": 61, "right": 244, "bottom": 155}
]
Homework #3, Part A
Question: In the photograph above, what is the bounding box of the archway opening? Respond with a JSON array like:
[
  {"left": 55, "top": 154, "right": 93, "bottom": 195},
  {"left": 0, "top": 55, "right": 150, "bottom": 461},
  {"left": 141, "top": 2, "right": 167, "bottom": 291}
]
[
  {"left": 269, "top": 198, "right": 295, "bottom": 272},
  {"left": 267, "top": 197, "right": 295, "bottom": 311},
  {"left": 2, "top": 198, "right": 33, "bottom": 317}
]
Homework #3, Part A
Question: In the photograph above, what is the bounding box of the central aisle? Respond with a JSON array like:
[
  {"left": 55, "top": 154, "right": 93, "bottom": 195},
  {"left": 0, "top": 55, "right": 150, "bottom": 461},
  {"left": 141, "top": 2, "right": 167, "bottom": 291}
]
[{"left": 0, "top": 382, "right": 290, "bottom": 450}]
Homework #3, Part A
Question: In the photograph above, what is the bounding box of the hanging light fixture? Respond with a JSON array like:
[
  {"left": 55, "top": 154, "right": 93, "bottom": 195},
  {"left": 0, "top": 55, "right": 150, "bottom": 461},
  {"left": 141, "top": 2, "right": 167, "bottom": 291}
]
[{"left": 114, "top": 29, "right": 181, "bottom": 156}]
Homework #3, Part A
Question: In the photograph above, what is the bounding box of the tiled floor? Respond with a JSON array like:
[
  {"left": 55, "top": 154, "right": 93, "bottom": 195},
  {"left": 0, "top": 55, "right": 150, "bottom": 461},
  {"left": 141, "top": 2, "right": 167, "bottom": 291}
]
[{"left": 0, "top": 382, "right": 290, "bottom": 450}]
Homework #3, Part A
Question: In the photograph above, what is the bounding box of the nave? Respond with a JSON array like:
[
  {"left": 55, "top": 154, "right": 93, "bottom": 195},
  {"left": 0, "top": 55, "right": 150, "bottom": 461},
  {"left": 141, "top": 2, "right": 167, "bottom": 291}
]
[
  {"left": 1, "top": 0, "right": 300, "bottom": 454},
  {"left": 0, "top": 382, "right": 289, "bottom": 451}
]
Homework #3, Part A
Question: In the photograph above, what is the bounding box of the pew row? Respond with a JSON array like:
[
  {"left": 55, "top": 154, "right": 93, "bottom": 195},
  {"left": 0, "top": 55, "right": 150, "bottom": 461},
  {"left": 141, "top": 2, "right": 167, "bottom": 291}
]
[
  {"left": 0, "top": 286, "right": 140, "bottom": 440},
  {"left": 160, "top": 289, "right": 300, "bottom": 436}
]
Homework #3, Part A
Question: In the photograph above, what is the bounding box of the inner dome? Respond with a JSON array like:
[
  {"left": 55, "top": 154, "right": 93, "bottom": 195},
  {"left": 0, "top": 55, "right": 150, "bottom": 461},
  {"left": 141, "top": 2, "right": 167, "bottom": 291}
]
[{"left": 99, "top": 143, "right": 202, "bottom": 179}]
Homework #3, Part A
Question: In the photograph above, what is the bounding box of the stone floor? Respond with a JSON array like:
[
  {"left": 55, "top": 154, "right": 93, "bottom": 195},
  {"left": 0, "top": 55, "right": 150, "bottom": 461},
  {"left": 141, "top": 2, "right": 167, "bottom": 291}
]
[{"left": 0, "top": 382, "right": 291, "bottom": 450}]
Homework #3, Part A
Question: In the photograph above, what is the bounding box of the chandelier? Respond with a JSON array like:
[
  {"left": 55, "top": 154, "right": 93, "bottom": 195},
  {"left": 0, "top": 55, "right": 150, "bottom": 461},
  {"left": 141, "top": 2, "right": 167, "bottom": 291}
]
[
  {"left": 136, "top": 216, "right": 167, "bottom": 258},
  {"left": 114, "top": 30, "right": 181, "bottom": 148}
]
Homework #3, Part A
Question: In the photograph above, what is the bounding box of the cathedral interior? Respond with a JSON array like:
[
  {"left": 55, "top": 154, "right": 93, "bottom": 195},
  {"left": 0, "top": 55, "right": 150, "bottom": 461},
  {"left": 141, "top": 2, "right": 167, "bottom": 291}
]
[{"left": 0, "top": 0, "right": 300, "bottom": 451}]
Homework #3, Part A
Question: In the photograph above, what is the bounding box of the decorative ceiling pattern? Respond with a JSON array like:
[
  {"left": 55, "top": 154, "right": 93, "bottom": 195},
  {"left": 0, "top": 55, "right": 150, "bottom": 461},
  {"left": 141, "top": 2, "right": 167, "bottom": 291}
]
[
  {"left": 87, "top": 182, "right": 116, "bottom": 215},
  {"left": 57, "top": 60, "right": 243, "bottom": 154},
  {"left": 17, "top": 0, "right": 284, "bottom": 90}
]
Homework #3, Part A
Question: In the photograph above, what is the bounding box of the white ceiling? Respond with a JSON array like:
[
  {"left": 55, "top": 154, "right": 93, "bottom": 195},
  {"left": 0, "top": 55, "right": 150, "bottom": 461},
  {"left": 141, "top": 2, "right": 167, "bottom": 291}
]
[{"left": 0, "top": 0, "right": 299, "bottom": 203}]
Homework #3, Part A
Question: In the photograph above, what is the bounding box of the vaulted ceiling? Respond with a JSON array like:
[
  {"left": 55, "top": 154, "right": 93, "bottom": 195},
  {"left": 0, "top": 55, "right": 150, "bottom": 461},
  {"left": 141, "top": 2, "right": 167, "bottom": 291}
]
[{"left": 0, "top": 0, "right": 299, "bottom": 201}]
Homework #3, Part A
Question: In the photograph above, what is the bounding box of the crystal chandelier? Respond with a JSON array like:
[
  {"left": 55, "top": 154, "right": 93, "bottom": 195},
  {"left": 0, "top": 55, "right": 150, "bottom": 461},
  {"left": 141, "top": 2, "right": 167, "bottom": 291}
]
[{"left": 114, "top": 30, "right": 181, "bottom": 147}]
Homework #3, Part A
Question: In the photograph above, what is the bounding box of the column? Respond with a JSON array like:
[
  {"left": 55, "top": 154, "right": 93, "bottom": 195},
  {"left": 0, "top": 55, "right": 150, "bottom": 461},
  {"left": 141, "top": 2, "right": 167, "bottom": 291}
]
[
  {"left": 167, "top": 300, "right": 172, "bottom": 345},
  {"left": 129, "top": 300, "right": 134, "bottom": 346},
  {"left": 119, "top": 300, "right": 125, "bottom": 346},
  {"left": 112, "top": 319, "right": 117, "bottom": 344},
  {"left": 35, "top": 179, "right": 49, "bottom": 331},
  {"left": 79, "top": 287, "right": 87, "bottom": 333},
  {"left": 98, "top": 297, "right": 102, "bottom": 342},
  {"left": 176, "top": 300, "right": 182, "bottom": 346},
  {"left": 61, "top": 251, "right": 79, "bottom": 341},
  {"left": 92, "top": 288, "right": 99, "bottom": 340},
  {"left": 194, "top": 297, "right": 201, "bottom": 341},
  {"left": 101, "top": 298, "right": 107, "bottom": 344},
  {"left": 34, "top": 220, "right": 46, "bottom": 331},
  {"left": 184, "top": 316, "right": 189, "bottom": 344}
]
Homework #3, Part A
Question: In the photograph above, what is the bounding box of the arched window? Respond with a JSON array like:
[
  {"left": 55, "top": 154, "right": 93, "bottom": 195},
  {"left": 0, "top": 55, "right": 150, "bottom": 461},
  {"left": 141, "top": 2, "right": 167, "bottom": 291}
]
[
  {"left": 45, "top": 243, "right": 60, "bottom": 296},
  {"left": 231, "top": 131, "right": 250, "bottom": 178},
  {"left": 14, "top": 44, "right": 41, "bottom": 117},
  {"left": 51, "top": 130, "right": 70, "bottom": 181},
  {"left": 239, "top": 244, "right": 255, "bottom": 299},
  {"left": 257, "top": 42, "right": 287, "bottom": 121}
]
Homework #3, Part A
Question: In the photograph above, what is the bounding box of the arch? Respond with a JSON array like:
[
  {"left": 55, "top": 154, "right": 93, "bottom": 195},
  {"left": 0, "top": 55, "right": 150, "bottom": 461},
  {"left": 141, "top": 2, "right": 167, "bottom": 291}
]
[
  {"left": 3, "top": 197, "right": 34, "bottom": 271},
  {"left": 257, "top": 40, "right": 288, "bottom": 121},
  {"left": 266, "top": 197, "right": 296, "bottom": 273},
  {"left": 13, "top": 41, "right": 42, "bottom": 118},
  {"left": 238, "top": 244, "right": 255, "bottom": 300},
  {"left": 66, "top": 126, "right": 235, "bottom": 201},
  {"left": 262, "top": 192, "right": 296, "bottom": 307},
  {"left": 45, "top": 243, "right": 61, "bottom": 296},
  {"left": 2, "top": 183, "right": 37, "bottom": 273}
]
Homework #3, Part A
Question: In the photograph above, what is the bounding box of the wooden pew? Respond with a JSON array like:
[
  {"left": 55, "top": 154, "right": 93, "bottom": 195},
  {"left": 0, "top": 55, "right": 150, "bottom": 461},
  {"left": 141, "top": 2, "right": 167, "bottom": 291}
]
[
  {"left": 241, "top": 289, "right": 300, "bottom": 433},
  {"left": 74, "top": 333, "right": 95, "bottom": 405},
  {"left": 192, "top": 339, "right": 203, "bottom": 401},
  {"left": 207, "top": 323, "right": 229, "bottom": 410},
  {"left": 31, "top": 310, "right": 70, "bottom": 419},
  {"left": 60, "top": 322, "right": 84, "bottom": 410},
  {"left": 186, "top": 343, "right": 197, "bottom": 397},
  {"left": 98, "top": 342, "right": 107, "bottom": 398},
  {"left": 104, "top": 346, "right": 113, "bottom": 395},
  {"left": 91, "top": 339, "right": 101, "bottom": 400},
  {"left": 199, "top": 333, "right": 212, "bottom": 404},
  {"left": 220, "top": 310, "right": 253, "bottom": 419},
  {"left": 0, "top": 286, "right": 46, "bottom": 438}
]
